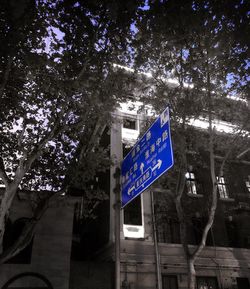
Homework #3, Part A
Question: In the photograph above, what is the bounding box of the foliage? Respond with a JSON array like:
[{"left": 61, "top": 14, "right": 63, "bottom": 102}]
[
  {"left": 132, "top": 1, "right": 250, "bottom": 288},
  {"left": 0, "top": 0, "right": 143, "bottom": 261}
]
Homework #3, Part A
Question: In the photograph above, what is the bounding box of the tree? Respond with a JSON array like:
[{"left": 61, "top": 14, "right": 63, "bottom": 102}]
[
  {"left": 132, "top": 1, "right": 250, "bottom": 288},
  {"left": 0, "top": 0, "right": 143, "bottom": 263}
]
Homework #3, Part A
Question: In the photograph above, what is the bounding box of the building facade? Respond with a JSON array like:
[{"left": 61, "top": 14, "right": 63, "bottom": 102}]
[
  {"left": 0, "top": 101, "right": 249, "bottom": 289},
  {"left": 102, "top": 103, "right": 250, "bottom": 289},
  {"left": 0, "top": 190, "right": 74, "bottom": 289}
]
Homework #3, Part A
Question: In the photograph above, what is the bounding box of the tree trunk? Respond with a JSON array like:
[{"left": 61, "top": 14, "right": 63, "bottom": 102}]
[
  {"left": 0, "top": 200, "right": 7, "bottom": 253},
  {"left": 187, "top": 258, "right": 196, "bottom": 289},
  {"left": 0, "top": 185, "right": 18, "bottom": 253}
]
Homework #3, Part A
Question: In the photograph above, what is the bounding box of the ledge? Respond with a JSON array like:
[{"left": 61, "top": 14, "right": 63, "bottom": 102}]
[
  {"left": 187, "top": 193, "right": 203, "bottom": 198},
  {"left": 219, "top": 197, "right": 235, "bottom": 202}
]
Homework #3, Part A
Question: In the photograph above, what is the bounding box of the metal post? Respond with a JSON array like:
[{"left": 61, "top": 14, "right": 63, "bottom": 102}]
[
  {"left": 151, "top": 190, "right": 162, "bottom": 289},
  {"left": 114, "top": 167, "right": 121, "bottom": 289}
]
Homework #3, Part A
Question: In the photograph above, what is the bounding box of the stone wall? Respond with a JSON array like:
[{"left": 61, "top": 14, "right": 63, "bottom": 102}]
[
  {"left": 0, "top": 201, "right": 74, "bottom": 289},
  {"left": 120, "top": 239, "right": 250, "bottom": 289}
]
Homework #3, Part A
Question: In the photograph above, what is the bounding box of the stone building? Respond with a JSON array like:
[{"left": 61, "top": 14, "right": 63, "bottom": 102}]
[
  {"left": 0, "top": 188, "right": 74, "bottom": 289},
  {"left": 0, "top": 99, "right": 249, "bottom": 289},
  {"left": 101, "top": 103, "right": 250, "bottom": 289}
]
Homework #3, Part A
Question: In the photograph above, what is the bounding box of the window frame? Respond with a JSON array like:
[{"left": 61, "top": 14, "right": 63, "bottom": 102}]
[
  {"left": 162, "top": 274, "right": 178, "bottom": 289},
  {"left": 196, "top": 276, "right": 219, "bottom": 289},
  {"left": 185, "top": 171, "right": 197, "bottom": 195},
  {"left": 123, "top": 194, "right": 145, "bottom": 239},
  {"left": 156, "top": 218, "right": 180, "bottom": 244},
  {"left": 122, "top": 115, "right": 138, "bottom": 131},
  {"left": 122, "top": 141, "right": 144, "bottom": 239},
  {"left": 216, "top": 176, "right": 229, "bottom": 199},
  {"left": 245, "top": 176, "right": 250, "bottom": 193}
]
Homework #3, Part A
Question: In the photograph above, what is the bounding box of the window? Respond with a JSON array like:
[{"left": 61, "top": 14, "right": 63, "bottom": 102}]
[
  {"left": 196, "top": 276, "right": 218, "bottom": 289},
  {"left": 192, "top": 217, "right": 213, "bottom": 246},
  {"left": 124, "top": 195, "right": 142, "bottom": 226},
  {"left": 244, "top": 236, "right": 250, "bottom": 249},
  {"left": 123, "top": 195, "right": 144, "bottom": 238},
  {"left": 122, "top": 117, "right": 139, "bottom": 143},
  {"left": 154, "top": 193, "right": 180, "bottom": 244},
  {"left": 122, "top": 142, "right": 144, "bottom": 239},
  {"left": 162, "top": 275, "right": 178, "bottom": 289},
  {"left": 236, "top": 277, "right": 250, "bottom": 289},
  {"left": 3, "top": 218, "right": 33, "bottom": 264},
  {"left": 225, "top": 218, "right": 238, "bottom": 247},
  {"left": 0, "top": 178, "right": 5, "bottom": 188},
  {"left": 157, "top": 219, "right": 180, "bottom": 244},
  {"left": 185, "top": 172, "right": 197, "bottom": 194},
  {"left": 246, "top": 176, "right": 250, "bottom": 193},
  {"left": 123, "top": 118, "right": 136, "bottom": 130},
  {"left": 217, "top": 177, "right": 229, "bottom": 198}
]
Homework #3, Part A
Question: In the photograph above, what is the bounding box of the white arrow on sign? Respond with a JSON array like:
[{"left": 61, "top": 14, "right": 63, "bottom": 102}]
[
  {"left": 152, "top": 159, "right": 162, "bottom": 171},
  {"left": 128, "top": 185, "right": 135, "bottom": 195},
  {"left": 140, "top": 162, "right": 145, "bottom": 174}
]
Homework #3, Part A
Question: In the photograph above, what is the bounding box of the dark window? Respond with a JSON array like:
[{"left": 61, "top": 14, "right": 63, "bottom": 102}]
[
  {"left": 244, "top": 236, "right": 250, "bottom": 249},
  {"left": 123, "top": 118, "right": 136, "bottom": 130},
  {"left": 71, "top": 197, "right": 110, "bottom": 260},
  {"left": 192, "top": 217, "right": 214, "bottom": 246},
  {"left": 157, "top": 222, "right": 168, "bottom": 243},
  {"left": 123, "top": 142, "right": 143, "bottom": 226},
  {"left": 124, "top": 195, "right": 142, "bottom": 225},
  {"left": 225, "top": 219, "right": 239, "bottom": 247},
  {"left": 196, "top": 276, "right": 218, "bottom": 289},
  {"left": 236, "top": 277, "right": 250, "bottom": 289},
  {"left": 123, "top": 143, "right": 132, "bottom": 158},
  {"left": 3, "top": 218, "right": 33, "bottom": 264},
  {"left": 157, "top": 219, "right": 180, "bottom": 244},
  {"left": 154, "top": 192, "right": 180, "bottom": 244},
  {"left": 162, "top": 275, "right": 178, "bottom": 289}
]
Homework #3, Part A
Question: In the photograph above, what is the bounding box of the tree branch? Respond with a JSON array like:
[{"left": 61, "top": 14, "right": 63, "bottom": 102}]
[
  {"left": 192, "top": 65, "right": 217, "bottom": 260},
  {"left": 237, "top": 147, "right": 250, "bottom": 159},
  {"left": 17, "top": 119, "right": 27, "bottom": 152},
  {"left": 0, "top": 158, "right": 10, "bottom": 185},
  {"left": 74, "top": 20, "right": 102, "bottom": 81},
  {"left": 0, "top": 191, "right": 61, "bottom": 264},
  {"left": 79, "top": 117, "right": 106, "bottom": 162},
  {"left": 174, "top": 117, "right": 190, "bottom": 257},
  {"left": 13, "top": 116, "right": 64, "bottom": 186}
]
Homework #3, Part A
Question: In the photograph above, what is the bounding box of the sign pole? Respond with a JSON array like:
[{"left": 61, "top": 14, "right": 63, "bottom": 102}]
[
  {"left": 151, "top": 190, "right": 162, "bottom": 289},
  {"left": 114, "top": 167, "right": 121, "bottom": 289},
  {"left": 120, "top": 106, "right": 174, "bottom": 287}
]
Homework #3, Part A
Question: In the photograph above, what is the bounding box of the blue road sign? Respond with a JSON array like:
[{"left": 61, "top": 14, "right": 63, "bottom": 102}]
[{"left": 121, "top": 107, "right": 174, "bottom": 208}]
